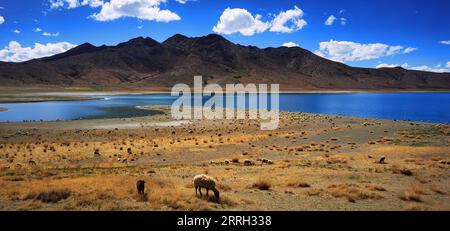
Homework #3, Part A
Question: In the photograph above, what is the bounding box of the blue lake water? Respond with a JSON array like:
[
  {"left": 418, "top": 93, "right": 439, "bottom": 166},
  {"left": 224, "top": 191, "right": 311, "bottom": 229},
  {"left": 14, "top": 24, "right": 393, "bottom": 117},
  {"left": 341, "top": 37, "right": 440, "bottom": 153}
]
[{"left": 0, "top": 93, "right": 449, "bottom": 124}]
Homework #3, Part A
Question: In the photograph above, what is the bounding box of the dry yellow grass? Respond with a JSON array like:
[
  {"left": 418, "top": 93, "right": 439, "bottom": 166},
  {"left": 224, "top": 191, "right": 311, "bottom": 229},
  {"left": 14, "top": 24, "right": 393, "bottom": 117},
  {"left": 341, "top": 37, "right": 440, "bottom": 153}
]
[{"left": 0, "top": 111, "right": 449, "bottom": 210}]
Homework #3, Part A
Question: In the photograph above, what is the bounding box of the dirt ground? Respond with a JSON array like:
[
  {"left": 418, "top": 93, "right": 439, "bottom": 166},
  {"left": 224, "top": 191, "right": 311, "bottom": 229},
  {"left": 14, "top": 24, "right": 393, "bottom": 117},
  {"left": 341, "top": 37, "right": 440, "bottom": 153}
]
[{"left": 0, "top": 109, "right": 449, "bottom": 211}]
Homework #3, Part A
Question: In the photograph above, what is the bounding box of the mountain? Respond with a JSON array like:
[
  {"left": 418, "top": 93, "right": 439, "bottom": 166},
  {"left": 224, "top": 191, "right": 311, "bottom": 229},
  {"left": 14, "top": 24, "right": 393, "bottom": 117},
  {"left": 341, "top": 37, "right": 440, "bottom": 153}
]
[{"left": 1, "top": 34, "right": 449, "bottom": 91}]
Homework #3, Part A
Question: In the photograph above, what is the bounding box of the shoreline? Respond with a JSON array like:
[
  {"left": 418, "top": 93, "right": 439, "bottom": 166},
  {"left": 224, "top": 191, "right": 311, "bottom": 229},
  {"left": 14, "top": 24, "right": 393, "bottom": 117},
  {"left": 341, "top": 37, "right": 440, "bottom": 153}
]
[
  {"left": 0, "top": 90, "right": 449, "bottom": 104},
  {"left": 0, "top": 104, "right": 447, "bottom": 125},
  {"left": 0, "top": 96, "right": 103, "bottom": 104},
  {"left": 0, "top": 109, "right": 444, "bottom": 129}
]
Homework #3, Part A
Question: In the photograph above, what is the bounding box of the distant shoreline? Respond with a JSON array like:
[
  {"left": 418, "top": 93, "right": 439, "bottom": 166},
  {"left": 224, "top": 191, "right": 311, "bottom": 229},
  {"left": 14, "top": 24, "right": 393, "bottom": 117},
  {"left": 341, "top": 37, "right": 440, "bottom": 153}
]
[
  {"left": 0, "top": 97, "right": 102, "bottom": 104},
  {"left": 0, "top": 90, "right": 449, "bottom": 104}
]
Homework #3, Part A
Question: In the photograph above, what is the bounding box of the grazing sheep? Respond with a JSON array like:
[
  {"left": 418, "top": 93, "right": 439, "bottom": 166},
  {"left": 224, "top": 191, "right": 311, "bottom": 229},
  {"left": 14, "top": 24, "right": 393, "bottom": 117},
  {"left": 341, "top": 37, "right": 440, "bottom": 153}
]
[
  {"left": 244, "top": 159, "right": 255, "bottom": 166},
  {"left": 379, "top": 156, "right": 386, "bottom": 164},
  {"left": 261, "top": 159, "right": 274, "bottom": 165},
  {"left": 136, "top": 180, "right": 146, "bottom": 195},
  {"left": 193, "top": 174, "right": 220, "bottom": 201}
]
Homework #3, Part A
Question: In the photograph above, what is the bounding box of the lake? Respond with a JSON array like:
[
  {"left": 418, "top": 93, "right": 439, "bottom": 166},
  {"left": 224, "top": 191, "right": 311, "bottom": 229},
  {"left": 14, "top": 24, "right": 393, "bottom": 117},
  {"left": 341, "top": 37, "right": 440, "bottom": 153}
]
[{"left": 0, "top": 93, "right": 449, "bottom": 124}]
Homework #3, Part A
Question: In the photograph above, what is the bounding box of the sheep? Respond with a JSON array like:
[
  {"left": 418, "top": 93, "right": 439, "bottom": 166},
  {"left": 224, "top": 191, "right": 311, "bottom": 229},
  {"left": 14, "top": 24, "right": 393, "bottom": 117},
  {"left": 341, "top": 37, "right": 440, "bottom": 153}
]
[
  {"left": 136, "top": 180, "right": 146, "bottom": 195},
  {"left": 261, "top": 159, "right": 274, "bottom": 165},
  {"left": 379, "top": 156, "right": 386, "bottom": 164},
  {"left": 243, "top": 159, "right": 255, "bottom": 166},
  {"left": 193, "top": 174, "right": 220, "bottom": 202}
]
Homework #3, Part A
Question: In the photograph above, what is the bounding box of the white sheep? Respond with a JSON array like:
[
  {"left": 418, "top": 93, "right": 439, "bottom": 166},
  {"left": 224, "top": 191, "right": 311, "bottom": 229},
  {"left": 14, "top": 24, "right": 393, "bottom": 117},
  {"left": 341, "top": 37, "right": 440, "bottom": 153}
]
[{"left": 193, "top": 174, "right": 220, "bottom": 201}]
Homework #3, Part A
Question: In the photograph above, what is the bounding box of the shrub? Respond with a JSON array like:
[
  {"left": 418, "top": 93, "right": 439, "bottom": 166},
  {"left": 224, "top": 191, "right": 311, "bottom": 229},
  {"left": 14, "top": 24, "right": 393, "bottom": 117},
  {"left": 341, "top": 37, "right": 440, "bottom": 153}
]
[
  {"left": 251, "top": 180, "right": 271, "bottom": 190},
  {"left": 26, "top": 189, "right": 71, "bottom": 203}
]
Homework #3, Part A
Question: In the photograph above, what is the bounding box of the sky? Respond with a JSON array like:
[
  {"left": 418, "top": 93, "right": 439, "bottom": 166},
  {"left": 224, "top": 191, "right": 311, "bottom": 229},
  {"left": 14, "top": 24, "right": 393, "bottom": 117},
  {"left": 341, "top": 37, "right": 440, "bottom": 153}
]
[{"left": 0, "top": 0, "right": 449, "bottom": 72}]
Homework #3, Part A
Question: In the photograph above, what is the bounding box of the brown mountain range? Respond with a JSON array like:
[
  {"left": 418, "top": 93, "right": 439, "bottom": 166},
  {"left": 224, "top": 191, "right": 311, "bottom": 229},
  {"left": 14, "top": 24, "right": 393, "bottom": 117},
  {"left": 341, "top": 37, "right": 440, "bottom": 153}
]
[{"left": 1, "top": 34, "right": 449, "bottom": 91}]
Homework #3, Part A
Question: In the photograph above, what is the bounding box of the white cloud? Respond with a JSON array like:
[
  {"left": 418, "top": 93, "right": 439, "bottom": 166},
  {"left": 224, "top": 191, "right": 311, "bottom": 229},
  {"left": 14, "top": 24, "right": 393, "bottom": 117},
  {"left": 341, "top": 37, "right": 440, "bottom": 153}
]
[
  {"left": 81, "top": 0, "right": 104, "bottom": 7},
  {"left": 175, "top": 0, "right": 194, "bottom": 3},
  {"left": 403, "top": 47, "right": 418, "bottom": 54},
  {"left": 212, "top": 8, "right": 270, "bottom": 36},
  {"left": 34, "top": 28, "right": 60, "bottom": 37},
  {"left": 49, "top": 0, "right": 180, "bottom": 22},
  {"left": 316, "top": 40, "right": 414, "bottom": 62},
  {"left": 0, "top": 16, "right": 4, "bottom": 25},
  {"left": 324, "top": 15, "right": 336, "bottom": 26},
  {"left": 43, "top": 32, "right": 60, "bottom": 37},
  {"left": 446, "top": 61, "right": 450, "bottom": 68},
  {"left": 213, "top": 6, "right": 307, "bottom": 36},
  {"left": 376, "top": 63, "right": 450, "bottom": 73},
  {"left": 91, "top": 0, "right": 180, "bottom": 22},
  {"left": 282, "top": 41, "right": 299, "bottom": 47},
  {"left": 50, "top": 0, "right": 103, "bottom": 9},
  {"left": 440, "top": 40, "right": 450, "bottom": 45},
  {"left": 325, "top": 15, "right": 347, "bottom": 26},
  {"left": 0, "top": 41, "right": 76, "bottom": 62},
  {"left": 137, "top": 25, "right": 143, "bottom": 29},
  {"left": 269, "top": 6, "right": 307, "bottom": 33},
  {"left": 13, "top": 29, "right": 20, "bottom": 34}
]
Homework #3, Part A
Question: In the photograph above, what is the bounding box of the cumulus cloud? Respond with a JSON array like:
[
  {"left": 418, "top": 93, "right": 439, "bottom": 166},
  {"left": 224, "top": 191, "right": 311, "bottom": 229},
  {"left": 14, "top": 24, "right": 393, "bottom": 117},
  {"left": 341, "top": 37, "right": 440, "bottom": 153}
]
[
  {"left": 440, "top": 40, "right": 450, "bottom": 45},
  {"left": 213, "top": 6, "right": 307, "bottom": 36},
  {"left": 212, "top": 8, "right": 269, "bottom": 36},
  {"left": 50, "top": 0, "right": 103, "bottom": 9},
  {"left": 447, "top": 61, "right": 450, "bottom": 68},
  {"left": 324, "top": 15, "right": 336, "bottom": 26},
  {"left": 0, "top": 41, "right": 76, "bottom": 62},
  {"left": 316, "top": 40, "right": 415, "bottom": 62},
  {"left": 13, "top": 29, "right": 20, "bottom": 34},
  {"left": 0, "top": 16, "right": 4, "bottom": 25},
  {"left": 282, "top": 41, "right": 299, "bottom": 47},
  {"left": 376, "top": 63, "right": 450, "bottom": 73},
  {"left": 49, "top": 0, "right": 180, "bottom": 23},
  {"left": 91, "top": 0, "right": 180, "bottom": 22},
  {"left": 269, "top": 6, "right": 307, "bottom": 33},
  {"left": 340, "top": 17, "right": 347, "bottom": 25},
  {"left": 34, "top": 28, "right": 43, "bottom": 32}
]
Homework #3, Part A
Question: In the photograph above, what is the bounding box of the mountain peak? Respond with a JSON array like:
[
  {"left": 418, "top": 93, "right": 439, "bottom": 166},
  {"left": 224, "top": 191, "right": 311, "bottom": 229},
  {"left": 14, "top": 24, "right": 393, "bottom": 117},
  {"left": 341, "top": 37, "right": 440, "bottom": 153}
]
[
  {"left": 163, "top": 34, "right": 189, "bottom": 45},
  {"left": 201, "top": 33, "right": 229, "bottom": 43},
  {"left": 168, "top": 33, "right": 189, "bottom": 41},
  {"left": 118, "top": 36, "right": 160, "bottom": 47},
  {"left": 42, "top": 42, "right": 99, "bottom": 61}
]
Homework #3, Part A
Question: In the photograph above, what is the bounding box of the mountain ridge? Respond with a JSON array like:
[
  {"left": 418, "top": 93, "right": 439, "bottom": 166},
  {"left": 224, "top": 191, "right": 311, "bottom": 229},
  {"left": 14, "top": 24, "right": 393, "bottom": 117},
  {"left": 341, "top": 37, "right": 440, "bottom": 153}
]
[{"left": 0, "top": 34, "right": 449, "bottom": 91}]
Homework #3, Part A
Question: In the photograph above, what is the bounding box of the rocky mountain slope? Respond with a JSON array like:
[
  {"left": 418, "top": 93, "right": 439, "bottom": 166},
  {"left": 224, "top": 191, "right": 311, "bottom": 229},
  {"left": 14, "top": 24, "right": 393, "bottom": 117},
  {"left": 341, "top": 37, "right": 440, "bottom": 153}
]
[{"left": 1, "top": 34, "right": 449, "bottom": 91}]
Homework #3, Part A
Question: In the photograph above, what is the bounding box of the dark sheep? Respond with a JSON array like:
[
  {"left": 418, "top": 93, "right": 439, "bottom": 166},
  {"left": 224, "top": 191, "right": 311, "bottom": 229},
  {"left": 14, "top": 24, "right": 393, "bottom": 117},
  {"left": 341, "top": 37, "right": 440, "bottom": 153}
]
[
  {"left": 136, "top": 180, "right": 146, "bottom": 195},
  {"left": 379, "top": 156, "right": 386, "bottom": 164},
  {"left": 193, "top": 174, "right": 220, "bottom": 202}
]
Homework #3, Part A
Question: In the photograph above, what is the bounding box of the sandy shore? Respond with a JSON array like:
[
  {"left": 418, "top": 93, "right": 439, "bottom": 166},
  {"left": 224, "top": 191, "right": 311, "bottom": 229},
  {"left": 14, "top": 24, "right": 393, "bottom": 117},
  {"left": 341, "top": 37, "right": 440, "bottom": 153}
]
[{"left": 0, "top": 111, "right": 448, "bottom": 211}]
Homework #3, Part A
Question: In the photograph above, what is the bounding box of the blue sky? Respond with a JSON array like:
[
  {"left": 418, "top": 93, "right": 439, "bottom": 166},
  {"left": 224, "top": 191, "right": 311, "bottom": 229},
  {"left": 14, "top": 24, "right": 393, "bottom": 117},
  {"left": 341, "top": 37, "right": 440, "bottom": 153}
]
[{"left": 0, "top": 0, "right": 449, "bottom": 72}]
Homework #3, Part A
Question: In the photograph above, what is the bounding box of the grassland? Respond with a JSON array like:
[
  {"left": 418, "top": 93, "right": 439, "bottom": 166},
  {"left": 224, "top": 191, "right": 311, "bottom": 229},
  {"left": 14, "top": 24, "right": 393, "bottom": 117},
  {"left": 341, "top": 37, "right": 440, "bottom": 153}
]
[{"left": 0, "top": 109, "right": 449, "bottom": 211}]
